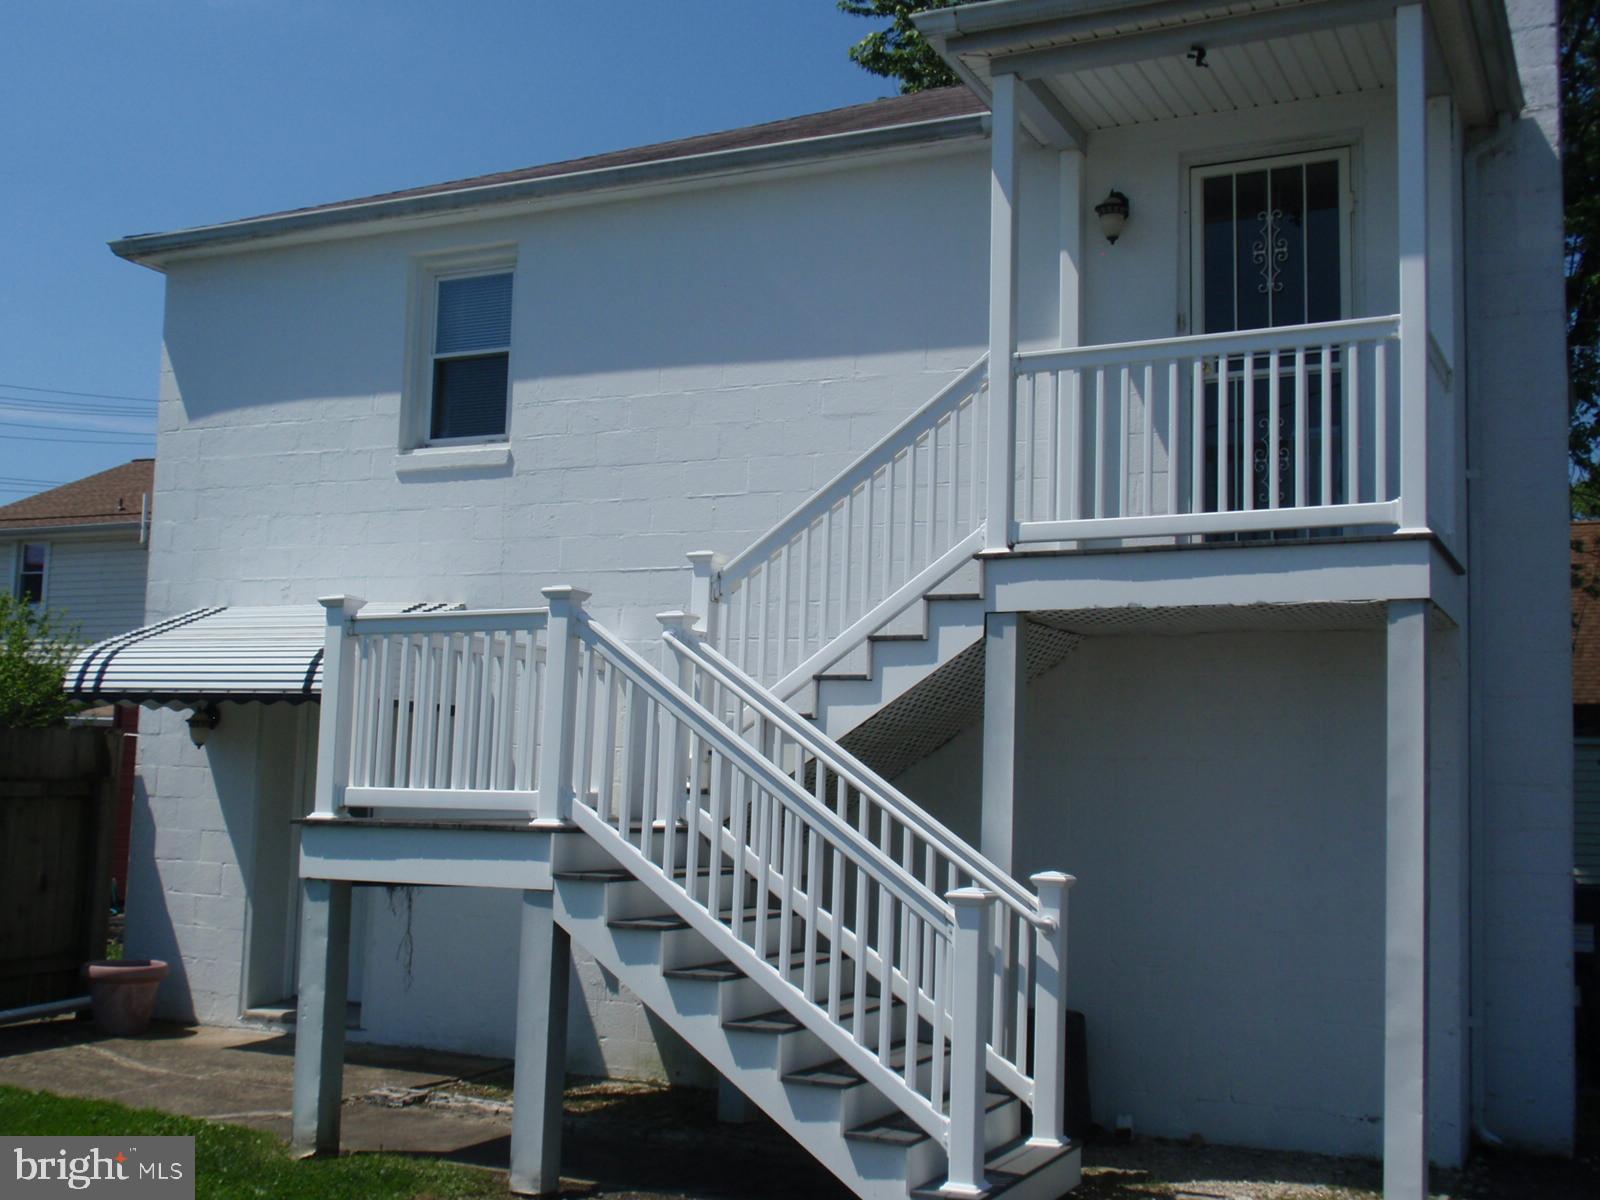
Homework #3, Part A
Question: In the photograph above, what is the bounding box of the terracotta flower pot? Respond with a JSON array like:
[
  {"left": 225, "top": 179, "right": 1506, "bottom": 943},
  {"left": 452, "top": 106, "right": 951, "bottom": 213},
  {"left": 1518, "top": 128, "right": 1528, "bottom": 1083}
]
[{"left": 83, "top": 959, "right": 168, "bottom": 1036}]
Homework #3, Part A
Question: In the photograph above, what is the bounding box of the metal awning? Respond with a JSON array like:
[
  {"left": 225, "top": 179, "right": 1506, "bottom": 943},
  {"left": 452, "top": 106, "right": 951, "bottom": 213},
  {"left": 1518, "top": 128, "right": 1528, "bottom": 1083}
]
[{"left": 67, "top": 602, "right": 459, "bottom": 708}]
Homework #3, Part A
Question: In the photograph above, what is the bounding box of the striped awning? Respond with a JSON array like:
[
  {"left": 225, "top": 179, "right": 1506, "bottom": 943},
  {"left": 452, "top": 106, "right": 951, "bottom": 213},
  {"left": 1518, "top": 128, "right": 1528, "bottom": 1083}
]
[{"left": 66, "top": 602, "right": 459, "bottom": 708}]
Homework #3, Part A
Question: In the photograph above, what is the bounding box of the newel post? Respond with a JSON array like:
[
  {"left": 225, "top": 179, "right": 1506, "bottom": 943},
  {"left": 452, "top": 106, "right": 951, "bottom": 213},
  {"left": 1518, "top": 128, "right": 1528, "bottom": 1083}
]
[
  {"left": 657, "top": 611, "right": 699, "bottom": 830},
  {"left": 1029, "top": 871, "right": 1076, "bottom": 1148},
  {"left": 985, "top": 70, "right": 1021, "bottom": 553},
  {"left": 312, "top": 594, "right": 365, "bottom": 819},
  {"left": 537, "top": 586, "right": 590, "bottom": 824},
  {"left": 946, "top": 887, "right": 996, "bottom": 1197},
  {"left": 686, "top": 551, "right": 725, "bottom": 641}
]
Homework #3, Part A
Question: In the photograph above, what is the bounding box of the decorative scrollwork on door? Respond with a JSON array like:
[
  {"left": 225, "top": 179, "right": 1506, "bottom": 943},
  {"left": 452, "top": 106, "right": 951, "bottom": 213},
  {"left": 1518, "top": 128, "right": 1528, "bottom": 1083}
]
[{"left": 1251, "top": 208, "right": 1289, "bottom": 295}]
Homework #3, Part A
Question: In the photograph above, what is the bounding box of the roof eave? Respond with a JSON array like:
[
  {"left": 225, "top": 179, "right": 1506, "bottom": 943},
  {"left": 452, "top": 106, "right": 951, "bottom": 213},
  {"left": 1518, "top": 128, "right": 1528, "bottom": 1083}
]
[
  {"left": 0, "top": 519, "right": 144, "bottom": 540},
  {"left": 110, "top": 112, "right": 991, "bottom": 270}
]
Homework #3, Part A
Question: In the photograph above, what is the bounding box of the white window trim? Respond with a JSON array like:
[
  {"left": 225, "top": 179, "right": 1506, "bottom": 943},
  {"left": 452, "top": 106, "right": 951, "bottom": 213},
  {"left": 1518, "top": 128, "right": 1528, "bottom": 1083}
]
[
  {"left": 14, "top": 540, "right": 49, "bottom": 606},
  {"left": 400, "top": 246, "right": 518, "bottom": 454},
  {"left": 1177, "top": 135, "right": 1363, "bottom": 336}
]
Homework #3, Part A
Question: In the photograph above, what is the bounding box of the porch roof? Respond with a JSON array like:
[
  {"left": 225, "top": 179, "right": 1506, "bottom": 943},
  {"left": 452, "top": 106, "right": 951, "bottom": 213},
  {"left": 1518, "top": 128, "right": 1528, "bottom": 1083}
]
[
  {"left": 916, "top": 0, "right": 1522, "bottom": 135},
  {"left": 66, "top": 602, "right": 460, "bottom": 709}
]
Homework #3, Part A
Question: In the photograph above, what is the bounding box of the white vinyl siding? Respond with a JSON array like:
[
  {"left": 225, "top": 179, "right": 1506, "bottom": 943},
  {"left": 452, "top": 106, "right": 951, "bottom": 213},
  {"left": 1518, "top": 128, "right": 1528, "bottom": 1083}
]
[{"left": 8, "top": 537, "right": 149, "bottom": 643}]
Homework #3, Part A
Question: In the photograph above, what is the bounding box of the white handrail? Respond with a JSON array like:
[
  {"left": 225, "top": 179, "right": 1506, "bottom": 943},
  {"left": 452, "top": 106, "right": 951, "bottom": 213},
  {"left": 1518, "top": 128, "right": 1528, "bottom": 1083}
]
[
  {"left": 578, "top": 616, "right": 951, "bottom": 928},
  {"left": 572, "top": 614, "right": 960, "bottom": 1139},
  {"left": 1015, "top": 313, "right": 1400, "bottom": 373},
  {"left": 721, "top": 355, "right": 989, "bottom": 580},
  {"left": 712, "top": 355, "right": 990, "bottom": 693},
  {"left": 664, "top": 624, "right": 1044, "bottom": 928},
  {"left": 1011, "top": 315, "right": 1403, "bottom": 542}
]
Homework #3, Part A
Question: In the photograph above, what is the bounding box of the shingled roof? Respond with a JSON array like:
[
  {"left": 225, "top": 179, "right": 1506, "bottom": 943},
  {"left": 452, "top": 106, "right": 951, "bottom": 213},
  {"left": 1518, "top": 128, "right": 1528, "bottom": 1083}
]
[
  {"left": 252, "top": 87, "right": 988, "bottom": 226},
  {"left": 0, "top": 459, "right": 153, "bottom": 532},
  {"left": 111, "top": 87, "right": 990, "bottom": 263}
]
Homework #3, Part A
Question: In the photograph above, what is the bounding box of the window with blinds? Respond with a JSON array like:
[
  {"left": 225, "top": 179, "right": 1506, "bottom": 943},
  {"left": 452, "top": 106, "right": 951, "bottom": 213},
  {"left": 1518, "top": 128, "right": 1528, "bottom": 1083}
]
[{"left": 430, "top": 270, "right": 512, "bottom": 441}]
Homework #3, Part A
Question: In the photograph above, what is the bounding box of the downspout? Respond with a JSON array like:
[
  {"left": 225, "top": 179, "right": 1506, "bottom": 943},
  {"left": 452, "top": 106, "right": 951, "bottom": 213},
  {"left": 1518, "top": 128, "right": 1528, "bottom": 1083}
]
[{"left": 1461, "top": 110, "right": 1519, "bottom": 1151}]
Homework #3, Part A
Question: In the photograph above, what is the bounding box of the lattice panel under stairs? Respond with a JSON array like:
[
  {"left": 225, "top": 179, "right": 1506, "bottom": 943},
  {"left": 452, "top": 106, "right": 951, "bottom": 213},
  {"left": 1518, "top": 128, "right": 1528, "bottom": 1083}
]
[
  {"left": 840, "top": 600, "right": 1436, "bottom": 781},
  {"left": 840, "top": 621, "right": 1082, "bottom": 781},
  {"left": 1030, "top": 600, "right": 1400, "bottom": 637}
]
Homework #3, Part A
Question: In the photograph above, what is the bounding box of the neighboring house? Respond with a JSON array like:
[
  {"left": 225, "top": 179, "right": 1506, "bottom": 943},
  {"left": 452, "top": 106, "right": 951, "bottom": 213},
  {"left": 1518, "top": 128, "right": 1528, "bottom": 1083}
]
[
  {"left": 0, "top": 459, "right": 152, "bottom": 643},
  {"left": 1, "top": 459, "right": 153, "bottom": 902},
  {"left": 77, "top": 2, "right": 1570, "bottom": 1197}
]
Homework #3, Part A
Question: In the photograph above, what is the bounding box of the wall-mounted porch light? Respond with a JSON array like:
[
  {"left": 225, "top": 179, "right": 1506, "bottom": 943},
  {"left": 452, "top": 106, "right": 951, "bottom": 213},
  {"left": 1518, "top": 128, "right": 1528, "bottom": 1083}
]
[
  {"left": 186, "top": 705, "right": 220, "bottom": 747},
  {"left": 1094, "top": 190, "right": 1130, "bottom": 244}
]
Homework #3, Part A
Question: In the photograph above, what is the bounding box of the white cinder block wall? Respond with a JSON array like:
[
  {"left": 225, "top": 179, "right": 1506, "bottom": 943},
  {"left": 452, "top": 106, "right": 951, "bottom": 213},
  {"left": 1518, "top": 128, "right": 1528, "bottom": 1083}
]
[
  {"left": 128, "top": 144, "right": 1061, "bottom": 1077},
  {"left": 1464, "top": 0, "right": 1574, "bottom": 1154},
  {"left": 895, "top": 631, "right": 1392, "bottom": 1158}
]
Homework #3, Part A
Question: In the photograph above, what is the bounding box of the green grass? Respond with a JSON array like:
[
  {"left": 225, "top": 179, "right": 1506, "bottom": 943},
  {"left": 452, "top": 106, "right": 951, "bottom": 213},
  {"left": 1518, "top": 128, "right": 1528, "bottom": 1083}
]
[{"left": 0, "top": 1086, "right": 504, "bottom": 1200}]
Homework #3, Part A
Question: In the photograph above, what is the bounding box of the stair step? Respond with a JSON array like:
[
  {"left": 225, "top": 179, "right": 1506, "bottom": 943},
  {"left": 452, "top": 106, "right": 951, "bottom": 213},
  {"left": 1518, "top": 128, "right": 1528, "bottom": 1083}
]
[
  {"left": 608, "top": 904, "right": 780, "bottom": 933},
  {"left": 815, "top": 669, "right": 871, "bottom": 682},
  {"left": 783, "top": 1041, "right": 934, "bottom": 1090},
  {"left": 724, "top": 994, "right": 878, "bottom": 1036},
  {"left": 909, "top": 1137, "right": 1078, "bottom": 1200},
  {"left": 845, "top": 1091, "right": 1009, "bottom": 1148},
  {"left": 664, "top": 948, "right": 828, "bottom": 983},
  {"left": 553, "top": 865, "right": 726, "bottom": 884}
]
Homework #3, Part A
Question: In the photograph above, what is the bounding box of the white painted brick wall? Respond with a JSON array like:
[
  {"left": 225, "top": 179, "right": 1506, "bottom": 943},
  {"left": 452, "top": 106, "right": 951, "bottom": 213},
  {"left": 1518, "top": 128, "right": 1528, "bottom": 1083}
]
[
  {"left": 1464, "top": 0, "right": 1574, "bottom": 1155},
  {"left": 895, "top": 631, "right": 1393, "bottom": 1159},
  {"left": 129, "top": 145, "right": 1026, "bottom": 1075}
]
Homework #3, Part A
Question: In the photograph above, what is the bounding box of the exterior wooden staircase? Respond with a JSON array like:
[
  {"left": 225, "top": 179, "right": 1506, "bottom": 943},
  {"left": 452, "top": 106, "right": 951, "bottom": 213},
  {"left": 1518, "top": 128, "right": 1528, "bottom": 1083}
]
[{"left": 319, "top": 580, "right": 1081, "bottom": 1199}]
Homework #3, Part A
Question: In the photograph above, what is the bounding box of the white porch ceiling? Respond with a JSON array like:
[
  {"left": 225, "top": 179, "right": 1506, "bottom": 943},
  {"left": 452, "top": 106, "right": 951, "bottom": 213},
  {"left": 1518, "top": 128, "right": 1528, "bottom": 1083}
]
[
  {"left": 918, "top": 0, "right": 1520, "bottom": 133},
  {"left": 1042, "top": 20, "right": 1393, "bottom": 129}
]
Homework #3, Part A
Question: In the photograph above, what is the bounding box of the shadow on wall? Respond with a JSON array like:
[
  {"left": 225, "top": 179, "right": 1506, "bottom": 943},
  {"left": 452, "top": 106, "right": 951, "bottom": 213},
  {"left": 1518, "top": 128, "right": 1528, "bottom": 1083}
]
[
  {"left": 157, "top": 151, "right": 1010, "bottom": 424},
  {"left": 125, "top": 769, "right": 195, "bottom": 1025}
]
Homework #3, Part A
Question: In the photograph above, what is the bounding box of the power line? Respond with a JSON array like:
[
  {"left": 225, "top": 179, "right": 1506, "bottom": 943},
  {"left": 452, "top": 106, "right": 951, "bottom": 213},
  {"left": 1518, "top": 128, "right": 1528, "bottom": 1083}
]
[
  {"left": 0, "top": 417, "right": 151, "bottom": 438},
  {"left": 0, "top": 395, "right": 157, "bottom": 418},
  {"left": 0, "top": 380, "right": 158, "bottom": 403},
  {"left": 1, "top": 431, "right": 156, "bottom": 446}
]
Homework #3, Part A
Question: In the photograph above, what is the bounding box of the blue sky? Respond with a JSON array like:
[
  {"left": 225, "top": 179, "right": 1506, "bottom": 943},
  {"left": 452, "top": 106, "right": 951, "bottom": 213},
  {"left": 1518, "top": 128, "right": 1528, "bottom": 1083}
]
[{"left": 0, "top": 1, "right": 895, "bottom": 503}]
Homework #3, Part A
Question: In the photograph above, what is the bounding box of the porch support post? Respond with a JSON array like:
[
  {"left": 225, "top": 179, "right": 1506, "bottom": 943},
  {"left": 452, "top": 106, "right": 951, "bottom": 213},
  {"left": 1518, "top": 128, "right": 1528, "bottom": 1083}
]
[
  {"left": 509, "top": 887, "right": 571, "bottom": 1196},
  {"left": 981, "top": 611, "right": 1028, "bottom": 873},
  {"left": 537, "top": 586, "right": 590, "bottom": 823},
  {"left": 1395, "top": 3, "right": 1430, "bottom": 533},
  {"left": 1385, "top": 599, "right": 1431, "bottom": 1200},
  {"left": 1059, "top": 149, "right": 1084, "bottom": 349},
  {"left": 312, "top": 594, "right": 365, "bottom": 818},
  {"left": 986, "top": 70, "right": 1021, "bottom": 552},
  {"left": 290, "top": 877, "right": 351, "bottom": 1157}
]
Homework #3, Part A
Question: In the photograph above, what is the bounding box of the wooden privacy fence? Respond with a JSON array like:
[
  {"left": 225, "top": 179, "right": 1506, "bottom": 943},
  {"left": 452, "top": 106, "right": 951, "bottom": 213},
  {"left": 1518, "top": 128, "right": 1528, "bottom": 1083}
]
[{"left": 0, "top": 727, "right": 116, "bottom": 1011}]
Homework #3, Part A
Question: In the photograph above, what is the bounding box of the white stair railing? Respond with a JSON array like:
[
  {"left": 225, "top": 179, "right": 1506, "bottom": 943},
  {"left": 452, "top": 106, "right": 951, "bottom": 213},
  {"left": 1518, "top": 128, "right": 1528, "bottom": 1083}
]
[
  {"left": 660, "top": 616, "right": 1073, "bottom": 1147},
  {"left": 564, "top": 607, "right": 968, "bottom": 1147},
  {"left": 710, "top": 355, "right": 989, "bottom": 700},
  {"left": 329, "top": 605, "right": 551, "bottom": 814},
  {"left": 1010, "top": 315, "right": 1402, "bottom": 542},
  {"left": 319, "top": 587, "right": 1075, "bottom": 1183}
]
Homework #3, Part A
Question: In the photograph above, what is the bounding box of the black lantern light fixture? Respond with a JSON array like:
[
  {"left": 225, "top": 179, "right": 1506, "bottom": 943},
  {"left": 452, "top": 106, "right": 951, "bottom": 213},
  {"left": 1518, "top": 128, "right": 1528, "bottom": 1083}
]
[
  {"left": 186, "top": 705, "right": 220, "bottom": 747},
  {"left": 1094, "top": 190, "right": 1131, "bottom": 244}
]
